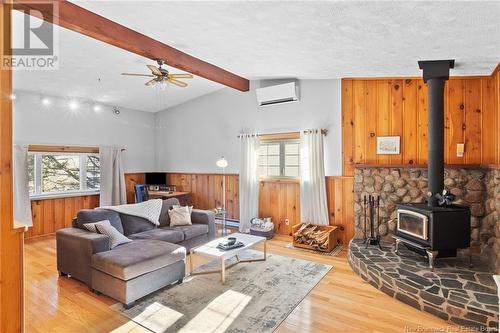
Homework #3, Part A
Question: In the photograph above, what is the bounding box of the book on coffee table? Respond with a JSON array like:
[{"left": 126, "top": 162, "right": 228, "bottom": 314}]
[{"left": 216, "top": 241, "right": 244, "bottom": 251}]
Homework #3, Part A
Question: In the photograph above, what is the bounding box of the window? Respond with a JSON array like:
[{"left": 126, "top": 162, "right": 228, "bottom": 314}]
[
  {"left": 28, "top": 152, "right": 100, "bottom": 197},
  {"left": 259, "top": 140, "right": 300, "bottom": 178}
]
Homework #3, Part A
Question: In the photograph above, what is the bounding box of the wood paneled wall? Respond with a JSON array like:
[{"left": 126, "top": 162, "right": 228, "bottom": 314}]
[
  {"left": 259, "top": 180, "right": 300, "bottom": 235},
  {"left": 1, "top": 3, "right": 24, "bottom": 331},
  {"left": 491, "top": 65, "right": 500, "bottom": 165},
  {"left": 125, "top": 173, "right": 146, "bottom": 204},
  {"left": 258, "top": 177, "right": 354, "bottom": 243},
  {"left": 326, "top": 177, "right": 355, "bottom": 245},
  {"left": 342, "top": 74, "right": 500, "bottom": 176},
  {"left": 24, "top": 171, "right": 146, "bottom": 239},
  {"left": 163, "top": 172, "right": 354, "bottom": 242},
  {"left": 166, "top": 173, "right": 240, "bottom": 220},
  {"left": 25, "top": 195, "right": 99, "bottom": 239}
]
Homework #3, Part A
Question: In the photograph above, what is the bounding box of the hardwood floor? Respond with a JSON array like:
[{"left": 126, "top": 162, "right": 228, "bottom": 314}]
[{"left": 25, "top": 233, "right": 457, "bottom": 333}]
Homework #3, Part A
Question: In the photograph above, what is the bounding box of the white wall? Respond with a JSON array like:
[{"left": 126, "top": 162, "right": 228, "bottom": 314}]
[
  {"left": 14, "top": 79, "right": 342, "bottom": 175},
  {"left": 13, "top": 91, "right": 156, "bottom": 173},
  {"left": 154, "top": 79, "right": 342, "bottom": 176}
]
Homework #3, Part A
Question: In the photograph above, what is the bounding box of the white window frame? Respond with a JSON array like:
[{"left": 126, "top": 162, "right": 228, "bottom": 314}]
[
  {"left": 29, "top": 151, "right": 100, "bottom": 199},
  {"left": 259, "top": 139, "right": 300, "bottom": 180}
]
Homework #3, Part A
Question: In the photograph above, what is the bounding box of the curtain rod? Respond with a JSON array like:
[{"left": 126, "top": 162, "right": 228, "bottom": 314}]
[
  {"left": 27, "top": 144, "right": 126, "bottom": 152},
  {"left": 237, "top": 129, "right": 328, "bottom": 138}
]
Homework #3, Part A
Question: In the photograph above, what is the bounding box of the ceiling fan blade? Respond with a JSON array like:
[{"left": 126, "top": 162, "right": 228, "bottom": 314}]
[
  {"left": 122, "top": 73, "right": 155, "bottom": 77},
  {"left": 169, "top": 73, "right": 194, "bottom": 79},
  {"left": 169, "top": 78, "right": 188, "bottom": 88},
  {"left": 147, "top": 65, "right": 162, "bottom": 76},
  {"left": 145, "top": 79, "right": 157, "bottom": 86}
]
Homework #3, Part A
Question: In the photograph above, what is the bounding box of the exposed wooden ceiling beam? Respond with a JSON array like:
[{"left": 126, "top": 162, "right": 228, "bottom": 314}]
[{"left": 13, "top": 0, "right": 249, "bottom": 91}]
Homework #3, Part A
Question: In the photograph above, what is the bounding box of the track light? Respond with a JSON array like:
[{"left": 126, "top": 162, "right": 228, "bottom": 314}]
[
  {"left": 113, "top": 107, "right": 120, "bottom": 115},
  {"left": 69, "top": 100, "right": 78, "bottom": 110},
  {"left": 42, "top": 98, "right": 50, "bottom": 106},
  {"left": 93, "top": 104, "right": 102, "bottom": 112}
]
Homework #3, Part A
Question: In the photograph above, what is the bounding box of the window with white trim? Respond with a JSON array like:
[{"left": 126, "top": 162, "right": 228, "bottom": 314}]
[
  {"left": 258, "top": 140, "right": 300, "bottom": 178},
  {"left": 28, "top": 152, "right": 100, "bottom": 197}
]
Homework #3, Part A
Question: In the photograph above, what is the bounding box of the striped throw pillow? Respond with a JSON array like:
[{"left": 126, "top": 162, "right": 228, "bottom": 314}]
[{"left": 95, "top": 223, "right": 132, "bottom": 249}]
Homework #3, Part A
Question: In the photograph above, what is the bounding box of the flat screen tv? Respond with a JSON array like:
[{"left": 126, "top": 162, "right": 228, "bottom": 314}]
[{"left": 145, "top": 172, "right": 166, "bottom": 185}]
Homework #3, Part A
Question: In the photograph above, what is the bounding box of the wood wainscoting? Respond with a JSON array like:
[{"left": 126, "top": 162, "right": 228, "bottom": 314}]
[
  {"left": 492, "top": 65, "right": 500, "bottom": 165},
  {"left": 259, "top": 177, "right": 354, "bottom": 242},
  {"left": 326, "top": 176, "right": 355, "bottom": 245},
  {"left": 342, "top": 73, "right": 500, "bottom": 176},
  {"left": 166, "top": 173, "right": 240, "bottom": 220},
  {"left": 25, "top": 195, "right": 99, "bottom": 239},
  {"left": 25, "top": 171, "right": 146, "bottom": 239},
  {"left": 162, "top": 172, "right": 354, "bottom": 242},
  {"left": 125, "top": 173, "right": 146, "bottom": 204},
  {"left": 259, "top": 179, "right": 300, "bottom": 236}
]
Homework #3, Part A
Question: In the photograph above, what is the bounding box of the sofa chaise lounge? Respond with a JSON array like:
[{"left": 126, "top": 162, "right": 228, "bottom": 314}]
[{"left": 56, "top": 198, "right": 216, "bottom": 307}]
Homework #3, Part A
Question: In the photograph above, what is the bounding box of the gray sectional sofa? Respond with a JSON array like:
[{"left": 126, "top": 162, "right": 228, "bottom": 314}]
[{"left": 56, "top": 198, "right": 215, "bottom": 307}]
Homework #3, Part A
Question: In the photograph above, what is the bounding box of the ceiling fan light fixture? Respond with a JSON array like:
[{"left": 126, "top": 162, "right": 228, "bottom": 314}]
[
  {"left": 159, "top": 80, "right": 168, "bottom": 91},
  {"left": 122, "top": 61, "right": 193, "bottom": 88}
]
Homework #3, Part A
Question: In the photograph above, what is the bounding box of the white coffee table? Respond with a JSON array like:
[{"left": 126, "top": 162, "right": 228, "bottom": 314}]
[{"left": 189, "top": 233, "right": 267, "bottom": 284}]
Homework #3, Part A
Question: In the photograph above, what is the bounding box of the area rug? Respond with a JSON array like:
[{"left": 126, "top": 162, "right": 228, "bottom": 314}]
[
  {"left": 285, "top": 243, "right": 343, "bottom": 257},
  {"left": 112, "top": 250, "right": 331, "bottom": 333}
]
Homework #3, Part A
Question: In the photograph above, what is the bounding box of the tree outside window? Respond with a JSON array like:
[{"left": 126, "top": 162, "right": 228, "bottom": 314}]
[{"left": 28, "top": 152, "right": 100, "bottom": 196}]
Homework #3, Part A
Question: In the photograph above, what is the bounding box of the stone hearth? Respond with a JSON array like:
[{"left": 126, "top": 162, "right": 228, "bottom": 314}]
[
  {"left": 348, "top": 239, "right": 499, "bottom": 331},
  {"left": 353, "top": 166, "right": 500, "bottom": 273}
]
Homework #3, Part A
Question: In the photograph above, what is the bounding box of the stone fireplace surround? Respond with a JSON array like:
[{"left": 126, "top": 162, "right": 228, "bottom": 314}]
[
  {"left": 352, "top": 166, "right": 500, "bottom": 274},
  {"left": 348, "top": 165, "right": 499, "bottom": 330}
]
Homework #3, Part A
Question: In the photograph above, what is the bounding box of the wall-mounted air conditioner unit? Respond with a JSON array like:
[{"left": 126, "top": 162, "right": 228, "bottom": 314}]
[{"left": 256, "top": 82, "right": 299, "bottom": 107}]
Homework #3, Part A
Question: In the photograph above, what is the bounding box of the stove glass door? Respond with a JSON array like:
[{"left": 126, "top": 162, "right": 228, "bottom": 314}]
[{"left": 397, "top": 209, "right": 428, "bottom": 240}]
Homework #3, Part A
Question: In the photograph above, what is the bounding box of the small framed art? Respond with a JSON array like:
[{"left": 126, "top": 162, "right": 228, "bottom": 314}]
[{"left": 377, "top": 136, "right": 400, "bottom": 155}]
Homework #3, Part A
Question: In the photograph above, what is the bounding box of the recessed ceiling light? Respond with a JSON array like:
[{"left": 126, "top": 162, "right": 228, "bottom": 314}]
[
  {"left": 113, "top": 108, "right": 120, "bottom": 115},
  {"left": 69, "top": 100, "right": 78, "bottom": 110},
  {"left": 93, "top": 104, "right": 102, "bottom": 112},
  {"left": 10, "top": 94, "right": 16, "bottom": 100},
  {"left": 42, "top": 98, "right": 50, "bottom": 106}
]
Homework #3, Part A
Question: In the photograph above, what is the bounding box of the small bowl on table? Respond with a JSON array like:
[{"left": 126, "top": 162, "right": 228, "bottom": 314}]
[{"left": 227, "top": 237, "right": 237, "bottom": 246}]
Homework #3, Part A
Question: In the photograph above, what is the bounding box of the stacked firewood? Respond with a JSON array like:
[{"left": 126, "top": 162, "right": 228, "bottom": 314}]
[{"left": 293, "top": 223, "right": 330, "bottom": 250}]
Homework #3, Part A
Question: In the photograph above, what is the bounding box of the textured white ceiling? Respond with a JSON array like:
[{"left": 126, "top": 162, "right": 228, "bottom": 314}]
[
  {"left": 14, "top": 1, "right": 500, "bottom": 112},
  {"left": 12, "top": 11, "right": 223, "bottom": 112}
]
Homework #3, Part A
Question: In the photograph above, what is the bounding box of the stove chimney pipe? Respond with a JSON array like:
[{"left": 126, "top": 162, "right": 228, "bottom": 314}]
[{"left": 418, "top": 60, "right": 455, "bottom": 207}]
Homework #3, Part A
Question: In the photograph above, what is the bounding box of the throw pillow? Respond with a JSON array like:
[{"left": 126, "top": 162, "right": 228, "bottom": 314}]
[
  {"left": 76, "top": 209, "right": 124, "bottom": 234},
  {"left": 83, "top": 219, "right": 111, "bottom": 233},
  {"left": 95, "top": 223, "right": 133, "bottom": 249},
  {"left": 168, "top": 206, "right": 192, "bottom": 226},
  {"left": 172, "top": 204, "right": 194, "bottom": 214}
]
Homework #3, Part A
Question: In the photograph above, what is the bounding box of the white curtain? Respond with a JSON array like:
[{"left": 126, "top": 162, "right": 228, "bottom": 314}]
[
  {"left": 300, "top": 130, "right": 329, "bottom": 225},
  {"left": 99, "top": 147, "right": 126, "bottom": 207},
  {"left": 239, "top": 135, "right": 260, "bottom": 233},
  {"left": 13, "top": 144, "right": 33, "bottom": 226}
]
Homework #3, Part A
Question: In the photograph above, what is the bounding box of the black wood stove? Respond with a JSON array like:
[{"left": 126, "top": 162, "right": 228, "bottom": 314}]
[
  {"left": 394, "top": 60, "right": 471, "bottom": 269},
  {"left": 394, "top": 203, "right": 470, "bottom": 269}
]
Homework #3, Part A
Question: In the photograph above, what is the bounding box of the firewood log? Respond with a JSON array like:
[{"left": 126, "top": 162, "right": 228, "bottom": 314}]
[
  {"left": 293, "top": 223, "right": 334, "bottom": 251},
  {"left": 295, "top": 223, "right": 310, "bottom": 235}
]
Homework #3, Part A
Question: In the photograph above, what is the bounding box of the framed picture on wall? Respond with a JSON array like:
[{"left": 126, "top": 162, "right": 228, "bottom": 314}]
[{"left": 377, "top": 136, "right": 400, "bottom": 155}]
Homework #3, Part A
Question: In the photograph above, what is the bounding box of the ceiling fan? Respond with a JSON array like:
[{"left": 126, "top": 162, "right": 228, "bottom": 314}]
[{"left": 121, "top": 60, "right": 193, "bottom": 87}]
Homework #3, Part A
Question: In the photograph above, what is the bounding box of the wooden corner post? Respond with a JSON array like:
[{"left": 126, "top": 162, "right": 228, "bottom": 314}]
[{"left": 1, "top": 2, "right": 25, "bottom": 332}]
